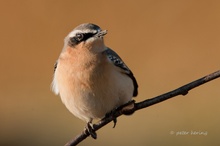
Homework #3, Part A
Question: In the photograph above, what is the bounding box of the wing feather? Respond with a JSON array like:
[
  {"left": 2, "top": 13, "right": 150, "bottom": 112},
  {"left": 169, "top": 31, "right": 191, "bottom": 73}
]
[{"left": 104, "top": 48, "right": 138, "bottom": 97}]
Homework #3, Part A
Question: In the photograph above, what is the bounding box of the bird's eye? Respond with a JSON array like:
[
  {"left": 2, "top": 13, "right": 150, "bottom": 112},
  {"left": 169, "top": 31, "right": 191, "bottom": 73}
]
[{"left": 75, "top": 33, "right": 84, "bottom": 42}]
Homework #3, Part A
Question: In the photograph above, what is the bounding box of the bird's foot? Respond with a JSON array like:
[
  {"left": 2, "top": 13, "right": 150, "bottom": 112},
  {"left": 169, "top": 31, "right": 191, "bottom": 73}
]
[
  {"left": 104, "top": 109, "right": 118, "bottom": 128},
  {"left": 104, "top": 100, "right": 136, "bottom": 128},
  {"left": 84, "top": 122, "right": 97, "bottom": 139}
]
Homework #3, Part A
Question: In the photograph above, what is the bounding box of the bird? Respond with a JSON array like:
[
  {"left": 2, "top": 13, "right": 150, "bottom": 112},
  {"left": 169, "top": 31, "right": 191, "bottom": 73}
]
[{"left": 52, "top": 23, "right": 138, "bottom": 139}]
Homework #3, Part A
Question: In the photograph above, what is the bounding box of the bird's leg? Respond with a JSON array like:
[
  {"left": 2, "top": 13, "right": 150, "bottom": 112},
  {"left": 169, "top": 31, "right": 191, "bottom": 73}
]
[
  {"left": 84, "top": 120, "right": 97, "bottom": 139},
  {"left": 104, "top": 100, "right": 135, "bottom": 128}
]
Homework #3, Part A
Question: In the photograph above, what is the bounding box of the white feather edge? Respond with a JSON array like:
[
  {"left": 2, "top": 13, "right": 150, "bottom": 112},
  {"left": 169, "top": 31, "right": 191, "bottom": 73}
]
[{"left": 51, "top": 74, "right": 59, "bottom": 95}]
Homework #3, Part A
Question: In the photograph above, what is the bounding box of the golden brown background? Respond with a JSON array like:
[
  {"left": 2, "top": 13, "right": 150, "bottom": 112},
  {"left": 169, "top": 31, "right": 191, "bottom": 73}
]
[{"left": 1, "top": 0, "right": 220, "bottom": 146}]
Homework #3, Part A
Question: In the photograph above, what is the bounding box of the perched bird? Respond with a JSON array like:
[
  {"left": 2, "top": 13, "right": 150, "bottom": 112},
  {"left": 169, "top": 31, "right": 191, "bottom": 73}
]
[{"left": 52, "top": 23, "right": 138, "bottom": 138}]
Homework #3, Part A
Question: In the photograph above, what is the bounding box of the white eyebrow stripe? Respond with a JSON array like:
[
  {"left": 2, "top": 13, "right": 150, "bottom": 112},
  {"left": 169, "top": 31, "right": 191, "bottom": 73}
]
[
  {"left": 68, "top": 29, "right": 99, "bottom": 38},
  {"left": 68, "top": 30, "right": 82, "bottom": 38}
]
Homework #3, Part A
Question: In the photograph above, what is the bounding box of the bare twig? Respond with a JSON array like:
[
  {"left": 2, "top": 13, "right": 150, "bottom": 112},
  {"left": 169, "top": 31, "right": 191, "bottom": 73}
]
[{"left": 65, "top": 70, "right": 220, "bottom": 146}]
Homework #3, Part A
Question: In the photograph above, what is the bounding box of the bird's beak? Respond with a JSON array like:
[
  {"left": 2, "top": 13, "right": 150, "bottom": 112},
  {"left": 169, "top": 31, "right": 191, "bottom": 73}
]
[{"left": 96, "top": 30, "right": 108, "bottom": 37}]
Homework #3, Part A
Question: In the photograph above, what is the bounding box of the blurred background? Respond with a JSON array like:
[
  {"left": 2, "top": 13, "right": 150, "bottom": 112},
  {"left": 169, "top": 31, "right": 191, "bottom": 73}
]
[{"left": 0, "top": 0, "right": 220, "bottom": 146}]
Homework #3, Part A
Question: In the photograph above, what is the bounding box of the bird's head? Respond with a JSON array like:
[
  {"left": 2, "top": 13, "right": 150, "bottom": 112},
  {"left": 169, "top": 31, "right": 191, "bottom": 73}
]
[{"left": 64, "top": 23, "right": 107, "bottom": 53}]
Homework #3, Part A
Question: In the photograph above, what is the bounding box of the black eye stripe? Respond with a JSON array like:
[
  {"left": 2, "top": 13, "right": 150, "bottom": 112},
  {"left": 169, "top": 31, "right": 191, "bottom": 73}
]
[
  {"left": 68, "top": 32, "right": 96, "bottom": 47},
  {"left": 75, "top": 32, "right": 95, "bottom": 42},
  {"left": 83, "top": 33, "right": 95, "bottom": 40}
]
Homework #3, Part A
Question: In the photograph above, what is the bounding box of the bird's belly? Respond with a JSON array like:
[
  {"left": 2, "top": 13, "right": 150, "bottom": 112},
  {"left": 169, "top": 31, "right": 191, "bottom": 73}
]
[{"left": 55, "top": 62, "right": 133, "bottom": 122}]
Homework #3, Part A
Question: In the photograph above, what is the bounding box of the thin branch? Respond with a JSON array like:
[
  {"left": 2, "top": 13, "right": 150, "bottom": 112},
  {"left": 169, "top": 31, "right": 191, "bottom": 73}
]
[{"left": 65, "top": 70, "right": 220, "bottom": 146}]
